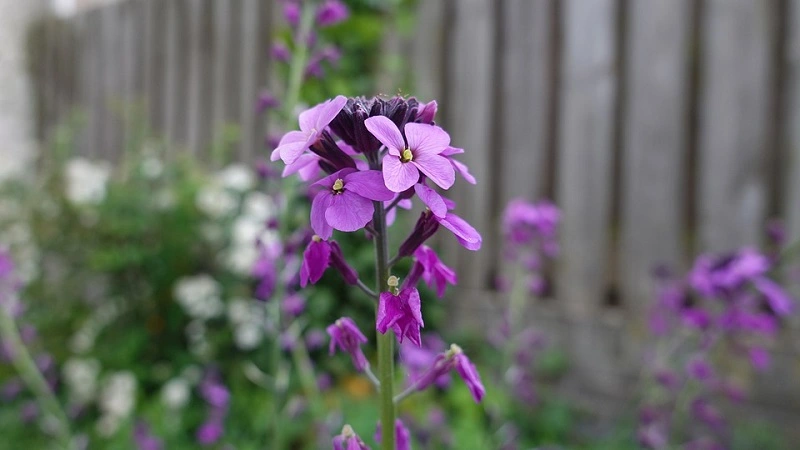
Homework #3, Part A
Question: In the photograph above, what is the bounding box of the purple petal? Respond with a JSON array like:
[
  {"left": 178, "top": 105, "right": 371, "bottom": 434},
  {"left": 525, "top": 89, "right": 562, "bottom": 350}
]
[
  {"left": 414, "top": 184, "right": 447, "bottom": 218},
  {"left": 438, "top": 213, "right": 481, "bottom": 250},
  {"left": 412, "top": 154, "right": 455, "bottom": 190},
  {"left": 753, "top": 276, "right": 793, "bottom": 316},
  {"left": 365, "top": 116, "right": 405, "bottom": 152},
  {"left": 326, "top": 193, "right": 375, "bottom": 232},
  {"left": 310, "top": 192, "right": 334, "bottom": 239},
  {"left": 282, "top": 153, "right": 319, "bottom": 178},
  {"left": 382, "top": 154, "right": 420, "bottom": 192},
  {"left": 275, "top": 130, "right": 310, "bottom": 164},
  {"left": 299, "top": 95, "right": 347, "bottom": 133},
  {"left": 344, "top": 170, "right": 394, "bottom": 201},
  {"left": 450, "top": 158, "right": 476, "bottom": 184},
  {"left": 300, "top": 240, "right": 331, "bottom": 287},
  {"left": 455, "top": 354, "right": 485, "bottom": 402},
  {"left": 404, "top": 123, "right": 450, "bottom": 156},
  {"left": 404, "top": 288, "right": 423, "bottom": 328},
  {"left": 312, "top": 168, "right": 357, "bottom": 190},
  {"left": 441, "top": 146, "right": 464, "bottom": 156},
  {"left": 377, "top": 293, "right": 403, "bottom": 333}
]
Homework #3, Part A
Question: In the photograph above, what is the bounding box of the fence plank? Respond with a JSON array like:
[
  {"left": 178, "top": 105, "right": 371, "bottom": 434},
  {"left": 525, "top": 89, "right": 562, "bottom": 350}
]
[
  {"left": 186, "top": 0, "right": 214, "bottom": 156},
  {"left": 163, "top": 0, "right": 189, "bottom": 147},
  {"left": 698, "top": 0, "right": 777, "bottom": 252},
  {"left": 237, "top": 0, "right": 262, "bottom": 162},
  {"left": 620, "top": 1, "right": 692, "bottom": 311},
  {"left": 786, "top": 0, "right": 800, "bottom": 241},
  {"left": 446, "top": 0, "right": 496, "bottom": 293},
  {"left": 100, "top": 3, "right": 124, "bottom": 160},
  {"left": 411, "top": 0, "right": 446, "bottom": 102},
  {"left": 498, "top": 0, "right": 554, "bottom": 202}
]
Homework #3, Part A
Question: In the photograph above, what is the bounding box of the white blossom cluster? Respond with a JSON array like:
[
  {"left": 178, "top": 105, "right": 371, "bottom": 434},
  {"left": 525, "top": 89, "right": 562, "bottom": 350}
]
[
  {"left": 227, "top": 297, "right": 266, "bottom": 350},
  {"left": 62, "top": 357, "right": 101, "bottom": 405},
  {"left": 96, "top": 371, "right": 137, "bottom": 436},
  {"left": 173, "top": 274, "right": 223, "bottom": 320},
  {"left": 64, "top": 158, "right": 111, "bottom": 206}
]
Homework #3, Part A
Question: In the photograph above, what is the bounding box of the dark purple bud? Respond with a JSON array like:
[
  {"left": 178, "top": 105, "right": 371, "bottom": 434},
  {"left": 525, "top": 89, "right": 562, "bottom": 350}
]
[
  {"left": 398, "top": 210, "right": 440, "bottom": 258},
  {"left": 329, "top": 241, "right": 359, "bottom": 285}
]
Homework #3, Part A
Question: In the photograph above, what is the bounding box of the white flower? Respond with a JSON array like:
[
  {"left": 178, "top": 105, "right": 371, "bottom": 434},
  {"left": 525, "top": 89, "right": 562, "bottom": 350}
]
[
  {"left": 196, "top": 186, "right": 237, "bottom": 218},
  {"left": 227, "top": 298, "right": 254, "bottom": 324},
  {"left": 140, "top": 157, "right": 164, "bottom": 179},
  {"left": 225, "top": 244, "right": 259, "bottom": 277},
  {"left": 242, "top": 192, "right": 275, "bottom": 222},
  {"left": 234, "top": 322, "right": 264, "bottom": 350},
  {"left": 173, "top": 275, "right": 223, "bottom": 320},
  {"left": 99, "top": 372, "right": 137, "bottom": 419},
  {"left": 63, "top": 358, "right": 101, "bottom": 405},
  {"left": 216, "top": 164, "right": 256, "bottom": 192},
  {"left": 64, "top": 158, "right": 111, "bottom": 206},
  {"left": 161, "top": 378, "right": 190, "bottom": 409}
]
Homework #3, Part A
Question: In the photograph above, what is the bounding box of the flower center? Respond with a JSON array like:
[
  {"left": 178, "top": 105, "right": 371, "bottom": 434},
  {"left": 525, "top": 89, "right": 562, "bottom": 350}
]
[
  {"left": 341, "top": 424, "right": 356, "bottom": 438},
  {"left": 387, "top": 275, "right": 400, "bottom": 295},
  {"left": 401, "top": 148, "right": 413, "bottom": 163},
  {"left": 446, "top": 343, "right": 463, "bottom": 359},
  {"left": 332, "top": 178, "right": 345, "bottom": 194},
  {"left": 312, "top": 235, "right": 322, "bottom": 242}
]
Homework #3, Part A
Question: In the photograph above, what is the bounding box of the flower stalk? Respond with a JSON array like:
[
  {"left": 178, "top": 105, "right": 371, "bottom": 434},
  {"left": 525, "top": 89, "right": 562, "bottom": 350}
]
[{"left": 373, "top": 200, "right": 396, "bottom": 450}]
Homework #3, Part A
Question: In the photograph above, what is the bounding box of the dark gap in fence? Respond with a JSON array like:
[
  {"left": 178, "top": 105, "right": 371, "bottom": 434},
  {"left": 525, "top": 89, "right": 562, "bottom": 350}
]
[
  {"left": 544, "top": 0, "right": 562, "bottom": 203},
  {"left": 606, "top": 0, "right": 628, "bottom": 310},
  {"left": 770, "top": 0, "right": 790, "bottom": 221},
  {"left": 685, "top": 0, "right": 704, "bottom": 260}
]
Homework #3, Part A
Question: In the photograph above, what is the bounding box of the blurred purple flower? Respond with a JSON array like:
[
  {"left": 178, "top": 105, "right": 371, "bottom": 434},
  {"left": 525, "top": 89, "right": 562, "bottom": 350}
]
[
  {"left": 256, "top": 90, "right": 280, "bottom": 114},
  {"left": 283, "top": 1, "right": 300, "bottom": 26},
  {"left": 305, "top": 328, "right": 327, "bottom": 351},
  {"left": 20, "top": 401, "right": 38, "bottom": 424},
  {"left": 316, "top": 0, "right": 349, "bottom": 27},
  {"left": 399, "top": 334, "right": 449, "bottom": 388},
  {"left": 327, "top": 317, "right": 369, "bottom": 372},
  {"left": 413, "top": 245, "right": 457, "bottom": 298},
  {"left": 271, "top": 42, "right": 291, "bottom": 63},
  {"left": 133, "top": 421, "right": 163, "bottom": 450},
  {"left": 282, "top": 293, "right": 306, "bottom": 316},
  {"left": 196, "top": 420, "right": 224, "bottom": 446},
  {"left": 374, "top": 419, "right": 411, "bottom": 450},
  {"left": 333, "top": 424, "right": 370, "bottom": 450}
]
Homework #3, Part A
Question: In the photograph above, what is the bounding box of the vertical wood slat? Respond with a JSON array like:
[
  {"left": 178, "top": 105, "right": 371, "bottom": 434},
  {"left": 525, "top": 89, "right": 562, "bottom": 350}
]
[
  {"left": 238, "top": 0, "right": 263, "bottom": 162},
  {"left": 100, "top": 3, "right": 124, "bottom": 161},
  {"left": 620, "top": 2, "right": 692, "bottom": 314},
  {"left": 186, "top": 0, "right": 214, "bottom": 156},
  {"left": 498, "top": 0, "right": 554, "bottom": 202},
  {"left": 211, "top": 0, "right": 241, "bottom": 164},
  {"left": 785, "top": 0, "right": 800, "bottom": 241},
  {"left": 446, "top": 0, "right": 496, "bottom": 293},
  {"left": 698, "top": 0, "right": 777, "bottom": 252},
  {"left": 87, "top": 8, "right": 104, "bottom": 159},
  {"left": 163, "top": 0, "right": 189, "bottom": 147},
  {"left": 410, "top": 0, "right": 446, "bottom": 102},
  {"left": 145, "top": 0, "right": 166, "bottom": 140},
  {"left": 556, "top": 0, "right": 617, "bottom": 318},
  {"left": 556, "top": 0, "right": 620, "bottom": 396}
]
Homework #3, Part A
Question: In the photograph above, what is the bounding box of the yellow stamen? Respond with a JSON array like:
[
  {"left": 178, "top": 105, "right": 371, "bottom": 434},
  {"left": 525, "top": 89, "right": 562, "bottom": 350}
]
[
  {"left": 387, "top": 275, "right": 399, "bottom": 288},
  {"left": 341, "top": 424, "right": 356, "bottom": 438},
  {"left": 401, "top": 148, "right": 413, "bottom": 162},
  {"left": 446, "top": 343, "right": 463, "bottom": 359},
  {"left": 312, "top": 235, "right": 321, "bottom": 242},
  {"left": 332, "top": 178, "right": 345, "bottom": 193}
]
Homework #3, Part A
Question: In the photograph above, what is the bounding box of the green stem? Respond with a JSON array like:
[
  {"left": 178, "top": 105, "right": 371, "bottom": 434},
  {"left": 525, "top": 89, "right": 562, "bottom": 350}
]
[
  {"left": 0, "top": 309, "right": 74, "bottom": 450},
  {"left": 267, "top": 4, "right": 317, "bottom": 449},
  {"left": 373, "top": 201, "right": 396, "bottom": 450}
]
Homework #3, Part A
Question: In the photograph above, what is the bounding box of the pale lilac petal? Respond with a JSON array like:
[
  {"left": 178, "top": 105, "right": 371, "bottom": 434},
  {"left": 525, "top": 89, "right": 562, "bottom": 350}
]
[
  {"left": 414, "top": 184, "right": 447, "bottom": 218},
  {"left": 310, "top": 192, "right": 334, "bottom": 239},
  {"left": 365, "top": 116, "right": 405, "bottom": 152},
  {"left": 299, "top": 95, "right": 347, "bottom": 132},
  {"left": 441, "top": 146, "right": 464, "bottom": 156},
  {"left": 753, "top": 277, "right": 793, "bottom": 316},
  {"left": 276, "top": 130, "right": 311, "bottom": 164},
  {"left": 282, "top": 153, "right": 319, "bottom": 177},
  {"left": 344, "top": 170, "right": 394, "bottom": 201},
  {"left": 412, "top": 154, "right": 455, "bottom": 190},
  {"left": 382, "top": 154, "right": 420, "bottom": 192},
  {"left": 451, "top": 158, "right": 476, "bottom": 184},
  {"left": 326, "top": 193, "right": 375, "bottom": 232},
  {"left": 438, "top": 213, "right": 481, "bottom": 250},
  {"left": 398, "top": 199, "right": 413, "bottom": 209},
  {"left": 404, "top": 123, "right": 449, "bottom": 157}
]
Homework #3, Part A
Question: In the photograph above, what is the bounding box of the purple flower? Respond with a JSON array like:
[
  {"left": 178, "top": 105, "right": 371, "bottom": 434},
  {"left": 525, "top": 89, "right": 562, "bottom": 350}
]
[
  {"left": 327, "top": 317, "right": 369, "bottom": 372},
  {"left": 690, "top": 398, "right": 725, "bottom": 430},
  {"left": 414, "top": 344, "right": 485, "bottom": 402},
  {"left": 377, "top": 279, "right": 424, "bottom": 346},
  {"left": 256, "top": 90, "right": 280, "bottom": 114},
  {"left": 364, "top": 116, "right": 455, "bottom": 192},
  {"left": 271, "top": 42, "right": 291, "bottom": 62},
  {"left": 20, "top": 401, "right": 38, "bottom": 424},
  {"left": 398, "top": 208, "right": 482, "bottom": 257},
  {"left": 305, "top": 328, "right": 327, "bottom": 350},
  {"left": 283, "top": 1, "right": 300, "bottom": 26},
  {"left": 200, "top": 379, "right": 230, "bottom": 410},
  {"left": 271, "top": 96, "right": 348, "bottom": 164},
  {"left": 413, "top": 246, "right": 457, "bottom": 298},
  {"left": 300, "top": 236, "right": 360, "bottom": 286},
  {"left": 686, "top": 356, "right": 714, "bottom": 382},
  {"left": 133, "top": 421, "right": 164, "bottom": 450},
  {"left": 317, "top": 0, "right": 349, "bottom": 27},
  {"left": 252, "top": 244, "right": 278, "bottom": 301},
  {"left": 749, "top": 347, "right": 770, "bottom": 371},
  {"left": 374, "top": 419, "right": 412, "bottom": 450},
  {"left": 752, "top": 276, "right": 793, "bottom": 316},
  {"left": 196, "top": 420, "right": 224, "bottom": 446},
  {"left": 399, "top": 334, "right": 450, "bottom": 388},
  {"left": 333, "top": 424, "right": 370, "bottom": 450},
  {"left": 282, "top": 293, "right": 306, "bottom": 316},
  {"left": 441, "top": 146, "right": 476, "bottom": 184},
  {"left": 310, "top": 169, "right": 393, "bottom": 239}
]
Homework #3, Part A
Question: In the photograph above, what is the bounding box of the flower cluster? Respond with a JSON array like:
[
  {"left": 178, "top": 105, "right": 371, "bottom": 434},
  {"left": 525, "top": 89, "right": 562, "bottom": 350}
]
[
  {"left": 270, "top": 95, "right": 483, "bottom": 448},
  {"left": 639, "top": 245, "right": 795, "bottom": 449}
]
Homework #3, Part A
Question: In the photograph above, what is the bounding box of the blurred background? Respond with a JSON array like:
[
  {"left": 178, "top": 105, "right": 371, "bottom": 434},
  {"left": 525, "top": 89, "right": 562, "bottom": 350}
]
[{"left": 2, "top": 0, "right": 800, "bottom": 449}]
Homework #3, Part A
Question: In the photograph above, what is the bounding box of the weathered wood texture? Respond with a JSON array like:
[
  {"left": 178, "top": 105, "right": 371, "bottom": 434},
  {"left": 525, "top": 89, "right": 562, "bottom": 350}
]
[{"left": 28, "top": 0, "right": 800, "bottom": 412}]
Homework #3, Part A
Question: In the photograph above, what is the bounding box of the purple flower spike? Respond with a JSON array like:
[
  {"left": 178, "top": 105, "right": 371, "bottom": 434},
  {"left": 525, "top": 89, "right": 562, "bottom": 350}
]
[
  {"left": 414, "top": 245, "right": 457, "bottom": 298},
  {"left": 310, "top": 169, "right": 393, "bottom": 239},
  {"left": 374, "top": 419, "right": 412, "bottom": 450},
  {"left": 272, "top": 95, "right": 348, "bottom": 164},
  {"left": 377, "top": 277, "right": 424, "bottom": 346},
  {"left": 364, "top": 115, "right": 455, "bottom": 192},
  {"left": 333, "top": 424, "right": 371, "bottom": 450},
  {"left": 327, "top": 317, "right": 369, "bottom": 372},
  {"left": 317, "top": 0, "right": 349, "bottom": 27}
]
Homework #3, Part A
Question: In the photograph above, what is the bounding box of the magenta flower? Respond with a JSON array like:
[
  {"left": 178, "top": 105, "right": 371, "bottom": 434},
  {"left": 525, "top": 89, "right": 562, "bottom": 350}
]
[
  {"left": 374, "top": 419, "right": 412, "bottom": 450},
  {"left": 283, "top": 1, "right": 300, "bottom": 26},
  {"left": 327, "top": 317, "right": 369, "bottom": 372},
  {"left": 333, "top": 424, "right": 370, "bottom": 450},
  {"left": 364, "top": 116, "right": 455, "bottom": 192},
  {"left": 413, "top": 245, "right": 457, "bottom": 298},
  {"left": 300, "top": 236, "right": 359, "bottom": 286},
  {"left": 415, "top": 344, "right": 485, "bottom": 402},
  {"left": 196, "top": 420, "right": 224, "bottom": 446},
  {"left": 317, "top": 0, "right": 349, "bottom": 27},
  {"left": 400, "top": 334, "right": 450, "bottom": 388},
  {"left": 310, "top": 169, "right": 393, "bottom": 239},
  {"left": 271, "top": 95, "right": 348, "bottom": 164},
  {"left": 377, "top": 278, "right": 424, "bottom": 346},
  {"left": 134, "top": 420, "right": 164, "bottom": 450}
]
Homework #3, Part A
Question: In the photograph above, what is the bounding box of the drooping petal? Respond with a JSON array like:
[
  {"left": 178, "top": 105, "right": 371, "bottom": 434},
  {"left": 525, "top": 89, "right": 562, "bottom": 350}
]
[
  {"left": 441, "top": 146, "right": 464, "bottom": 156},
  {"left": 753, "top": 276, "right": 793, "bottom": 316},
  {"left": 364, "top": 116, "right": 406, "bottom": 152},
  {"left": 382, "top": 154, "right": 420, "bottom": 192},
  {"left": 450, "top": 158, "right": 476, "bottom": 184},
  {"left": 299, "top": 95, "right": 347, "bottom": 132},
  {"left": 454, "top": 353, "right": 485, "bottom": 402},
  {"left": 438, "top": 213, "right": 481, "bottom": 250},
  {"left": 414, "top": 184, "right": 447, "bottom": 218},
  {"left": 300, "top": 239, "right": 332, "bottom": 287},
  {"left": 282, "top": 153, "right": 319, "bottom": 178},
  {"left": 412, "top": 153, "right": 455, "bottom": 190},
  {"left": 326, "top": 193, "right": 375, "bottom": 232},
  {"left": 310, "top": 192, "right": 335, "bottom": 239},
  {"left": 275, "top": 130, "right": 311, "bottom": 164},
  {"left": 404, "top": 287, "right": 424, "bottom": 328},
  {"left": 404, "top": 122, "right": 450, "bottom": 157},
  {"left": 377, "top": 293, "right": 404, "bottom": 333},
  {"left": 344, "top": 170, "right": 394, "bottom": 201}
]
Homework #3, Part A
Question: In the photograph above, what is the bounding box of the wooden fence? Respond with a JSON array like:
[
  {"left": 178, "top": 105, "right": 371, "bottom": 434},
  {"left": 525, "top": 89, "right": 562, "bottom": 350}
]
[{"left": 29, "top": 0, "right": 800, "bottom": 423}]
